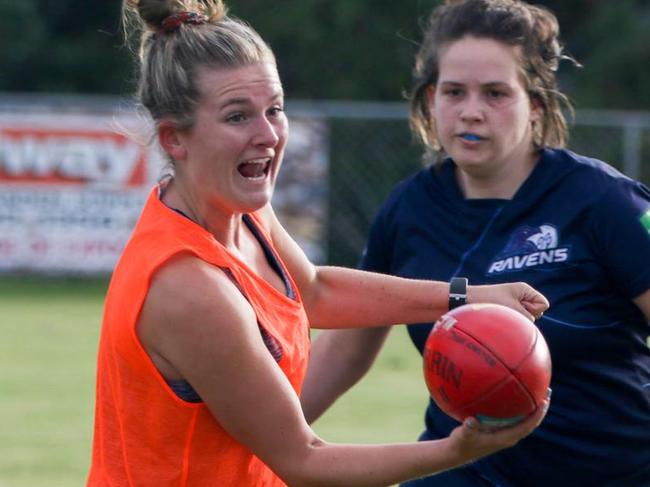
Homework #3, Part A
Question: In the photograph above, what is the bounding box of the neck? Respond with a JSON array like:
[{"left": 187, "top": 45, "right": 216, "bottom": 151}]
[
  {"left": 161, "top": 177, "right": 243, "bottom": 248},
  {"left": 457, "top": 149, "right": 541, "bottom": 200}
]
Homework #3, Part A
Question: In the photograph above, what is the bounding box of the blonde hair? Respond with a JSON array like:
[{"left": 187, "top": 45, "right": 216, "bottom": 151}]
[
  {"left": 122, "top": 0, "right": 276, "bottom": 130},
  {"left": 409, "top": 0, "right": 578, "bottom": 160}
]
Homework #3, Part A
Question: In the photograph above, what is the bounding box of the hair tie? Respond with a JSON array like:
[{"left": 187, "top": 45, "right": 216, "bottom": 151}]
[{"left": 160, "top": 11, "right": 208, "bottom": 34}]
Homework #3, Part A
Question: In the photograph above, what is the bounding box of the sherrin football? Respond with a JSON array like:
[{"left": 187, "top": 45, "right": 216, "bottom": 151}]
[{"left": 423, "top": 303, "right": 551, "bottom": 426}]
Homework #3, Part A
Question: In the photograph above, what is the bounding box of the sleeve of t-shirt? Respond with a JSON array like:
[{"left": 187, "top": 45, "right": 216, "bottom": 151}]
[{"left": 587, "top": 178, "right": 650, "bottom": 299}]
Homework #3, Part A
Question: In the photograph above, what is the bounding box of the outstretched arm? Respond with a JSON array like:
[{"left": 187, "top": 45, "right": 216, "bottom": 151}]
[
  {"left": 300, "top": 282, "right": 547, "bottom": 424},
  {"left": 260, "top": 204, "right": 548, "bottom": 329},
  {"left": 137, "top": 254, "right": 549, "bottom": 487},
  {"left": 259, "top": 203, "right": 547, "bottom": 423}
]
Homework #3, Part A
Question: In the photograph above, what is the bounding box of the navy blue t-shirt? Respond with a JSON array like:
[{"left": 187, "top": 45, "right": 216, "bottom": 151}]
[{"left": 361, "top": 149, "right": 650, "bottom": 487}]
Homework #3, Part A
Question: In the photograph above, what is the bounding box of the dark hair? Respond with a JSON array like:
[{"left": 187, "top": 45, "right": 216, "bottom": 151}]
[
  {"left": 409, "top": 0, "right": 578, "bottom": 157},
  {"left": 122, "top": 0, "right": 275, "bottom": 131}
]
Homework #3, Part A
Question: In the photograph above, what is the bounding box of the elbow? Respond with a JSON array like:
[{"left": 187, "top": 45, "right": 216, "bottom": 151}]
[{"left": 274, "top": 438, "right": 339, "bottom": 487}]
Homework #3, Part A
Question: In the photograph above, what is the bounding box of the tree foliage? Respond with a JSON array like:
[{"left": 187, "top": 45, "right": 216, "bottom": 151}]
[
  {"left": 0, "top": 0, "right": 131, "bottom": 94},
  {"left": 1, "top": 0, "right": 648, "bottom": 109},
  {"left": 228, "top": 0, "right": 441, "bottom": 100}
]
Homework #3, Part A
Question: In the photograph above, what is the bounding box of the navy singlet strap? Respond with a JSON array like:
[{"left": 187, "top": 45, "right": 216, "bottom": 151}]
[{"left": 242, "top": 214, "right": 296, "bottom": 299}]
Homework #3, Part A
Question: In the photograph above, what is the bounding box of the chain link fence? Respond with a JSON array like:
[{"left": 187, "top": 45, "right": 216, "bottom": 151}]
[
  {"left": 2, "top": 95, "right": 649, "bottom": 272},
  {"left": 288, "top": 102, "right": 650, "bottom": 267}
]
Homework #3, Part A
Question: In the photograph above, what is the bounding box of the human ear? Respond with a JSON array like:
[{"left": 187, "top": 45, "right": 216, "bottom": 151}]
[
  {"left": 529, "top": 94, "right": 543, "bottom": 122},
  {"left": 426, "top": 84, "right": 436, "bottom": 111},
  {"left": 158, "top": 120, "right": 188, "bottom": 161}
]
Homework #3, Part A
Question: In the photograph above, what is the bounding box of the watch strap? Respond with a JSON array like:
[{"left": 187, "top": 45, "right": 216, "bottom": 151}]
[{"left": 449, "top": 277, "right": 468, "bottom": 310}]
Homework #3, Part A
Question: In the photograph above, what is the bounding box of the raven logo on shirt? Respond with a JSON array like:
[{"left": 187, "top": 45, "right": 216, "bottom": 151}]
[{"left": 487, "top": 224, "right": 569, "bottom": 275}]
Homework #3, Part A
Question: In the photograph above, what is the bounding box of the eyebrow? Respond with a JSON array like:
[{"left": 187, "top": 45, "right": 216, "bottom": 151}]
[
  {"left": 439, "top": 80, "right": 512, "bottom": 88},
  {"left": 218, "top": 91, "right": 285, "bottom": 111},
  {"left": 219, "top": 97, "right": 250, "bottom": 110}
]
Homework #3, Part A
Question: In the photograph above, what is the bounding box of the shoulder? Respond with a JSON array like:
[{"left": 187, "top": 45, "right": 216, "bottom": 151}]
[
  {"left": 375, "top": 166, "right": 436, "bottom": 221},
  {"left": 548, "top": 148, "right": 631, "bottom": 186},
  {"left": 545, "top": 150, "right": 650, "bottom": 244},
  {"left": 543, "top": 148, "right": 648, "bottom": 203},
  {"left": 135, "top": 252, "right": 260, "bottom": 383},
  {"left": 362, "top": 166, "right": 440, "bottom": 265},
  {"left": 146, "top": 253, "right": 255, "bottom": 334}
]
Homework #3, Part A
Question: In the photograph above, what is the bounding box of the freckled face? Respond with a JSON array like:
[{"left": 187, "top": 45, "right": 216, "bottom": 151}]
[
  {"left": 429, "top": 36, "right": 541, "bottom": 178},
  {"left": 175, "top": 63, "right": 288, "bottom": 215}
]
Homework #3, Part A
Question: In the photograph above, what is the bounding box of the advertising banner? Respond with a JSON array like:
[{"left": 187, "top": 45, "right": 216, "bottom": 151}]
[{"left": 0, "top": 107, "right": 327, "bottom": 274}]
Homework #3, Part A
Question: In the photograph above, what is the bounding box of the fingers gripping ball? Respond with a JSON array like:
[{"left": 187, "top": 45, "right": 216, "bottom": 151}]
[{"left": 423, "top": 303, "right": 551, "bottom": 426}]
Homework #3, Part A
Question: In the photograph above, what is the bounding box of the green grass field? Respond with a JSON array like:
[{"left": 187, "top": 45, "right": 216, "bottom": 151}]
[{"left": 0, "top": 276, "right": 428, "bottom": 486}]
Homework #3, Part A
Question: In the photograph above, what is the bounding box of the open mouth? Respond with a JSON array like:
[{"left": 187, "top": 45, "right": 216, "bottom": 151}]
[{"left": 237, "top": 158, "right": 271, "bottom": 180}]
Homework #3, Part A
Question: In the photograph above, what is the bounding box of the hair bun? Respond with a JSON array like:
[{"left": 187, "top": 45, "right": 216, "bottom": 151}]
[
  {"left": 160, "top": 11, "right": 208, "bottom": 34},
  {"left": 126, "top": 0, "right": 227, "bottom": 31}
]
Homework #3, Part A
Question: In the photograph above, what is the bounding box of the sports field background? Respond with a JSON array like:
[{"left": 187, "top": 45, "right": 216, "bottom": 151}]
[{"left": 0, "top": 275, "right": 426, "bottom": 487}]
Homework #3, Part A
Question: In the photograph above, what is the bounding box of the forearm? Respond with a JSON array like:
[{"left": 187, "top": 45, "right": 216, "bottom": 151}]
[
  {"left": 301, "top": 327, "right": 391, "bottom": 423},
  {"left": 304, "top": 266, "right": 449, "bottom": 329},
  {"left": 283, "top": 437, "right": 466, "bottom": 487},
  {"left": 279, "top": 403, "right": 549, "bottom": 487}
]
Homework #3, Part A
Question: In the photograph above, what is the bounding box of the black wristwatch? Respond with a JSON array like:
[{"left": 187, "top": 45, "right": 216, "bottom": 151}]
[{"left": 449, "top": 277, "right": 468, "bottom": 310}]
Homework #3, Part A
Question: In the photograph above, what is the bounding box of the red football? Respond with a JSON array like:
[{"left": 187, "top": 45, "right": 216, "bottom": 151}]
[{"left": 423, "top": 303, "right": 551, "bottom": 426}]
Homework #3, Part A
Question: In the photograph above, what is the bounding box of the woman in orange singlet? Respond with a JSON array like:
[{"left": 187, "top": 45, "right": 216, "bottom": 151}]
[{"left": 87, "top": 1, "right": 549, "bottom": 486}]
